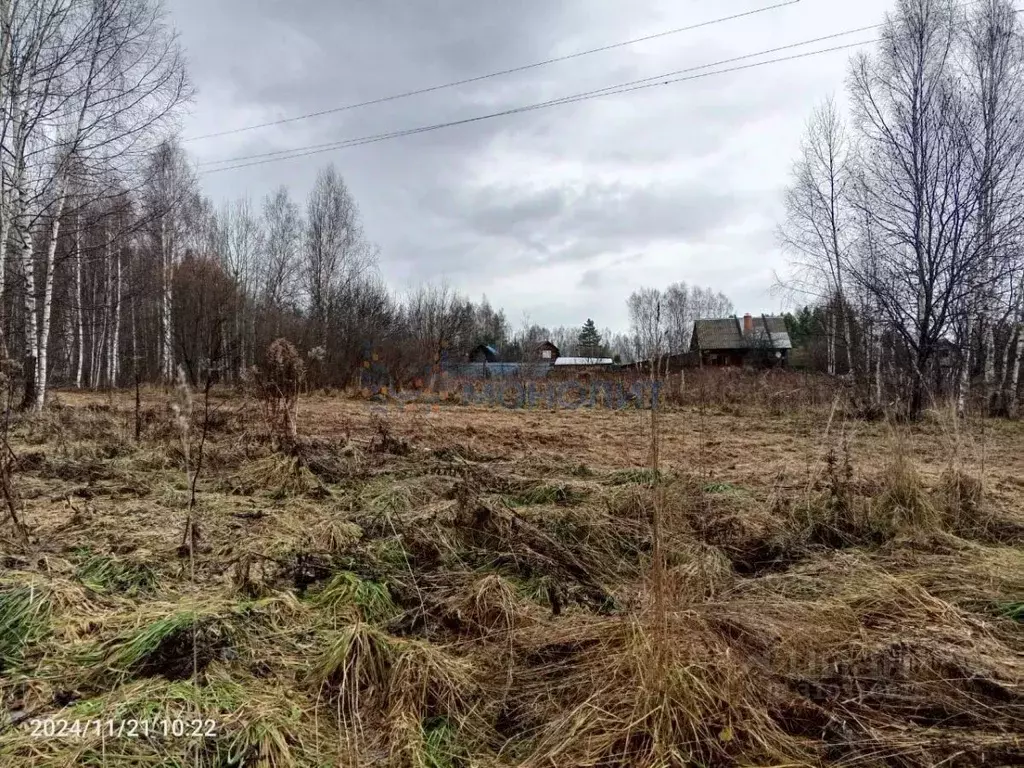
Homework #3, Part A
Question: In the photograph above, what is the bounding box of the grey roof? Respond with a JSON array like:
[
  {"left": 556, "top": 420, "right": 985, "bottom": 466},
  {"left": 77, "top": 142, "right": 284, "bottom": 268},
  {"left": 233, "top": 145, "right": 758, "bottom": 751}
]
[
  {"left": 553, "top": 357, "right": 614, "bottom": 366},
  {"left": 693, "top": 316, "right": 792, "bottom": 351}
]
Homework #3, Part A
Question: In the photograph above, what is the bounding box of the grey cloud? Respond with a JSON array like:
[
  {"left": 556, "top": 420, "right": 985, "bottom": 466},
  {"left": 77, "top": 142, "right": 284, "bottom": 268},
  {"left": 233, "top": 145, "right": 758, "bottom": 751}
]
[
  {"left": 448, "top": 181, "right": 751, "bottom": 263},
  {"left": 168, "top": 0, "right": 895, "bottom": 330}
]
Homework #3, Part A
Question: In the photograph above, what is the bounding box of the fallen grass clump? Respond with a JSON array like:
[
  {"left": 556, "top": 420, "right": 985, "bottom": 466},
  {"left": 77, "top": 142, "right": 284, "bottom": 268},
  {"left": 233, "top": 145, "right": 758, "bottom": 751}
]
[
  {"left": 360, "top": 478, "right": 416, "bottom": 515},
  {"left": 511, "top": 614, "right": 812, "bottom": 767},
  {"left": 871, "top": 453, "right": 943, "bottom": 535},
  {"left": 728, "top": 559, "right": 1024, "bottom": 759},
  {"left": 311, "top": 622, "right": 485, "bottom": 762},
  {"left": 0, "top": 583, "right": 52, "bottom": 670},
  {"left": 225, "top": 453, "right": 324, "bottom": 498},
  {"left": 74, "top": 550, "right": 158, "bottom": 596},
  {"left": 314, "top": 571, "right": 398, "bottom": 624},
  {"left": 0, "top": 671, "right": 325, "bottom": 768},
  {"left": 84, "top": 607, "right": 237, "bottom": 685},
  {"left": 503, "top": 482, "right": 587, "bottom": 507},
  {"left": 458, "top": 573, "right": 528, "bottom": 634}
]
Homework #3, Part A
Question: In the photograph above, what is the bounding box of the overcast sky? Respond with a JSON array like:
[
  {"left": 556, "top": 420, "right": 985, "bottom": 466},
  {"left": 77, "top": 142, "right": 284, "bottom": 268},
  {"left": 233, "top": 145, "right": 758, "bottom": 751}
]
[{"left": 168, "top": 0, "right": 893, "bottom": 333}]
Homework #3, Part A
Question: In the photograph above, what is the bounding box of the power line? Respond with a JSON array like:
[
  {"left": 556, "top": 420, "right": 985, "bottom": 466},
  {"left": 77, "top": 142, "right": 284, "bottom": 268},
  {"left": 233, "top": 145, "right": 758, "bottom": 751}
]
[
  {"left": 182, "top": 1, "right": 801, "bottom": 143},
  {"left": 200, "top": 28, "right": 877, "bottom": 174}
]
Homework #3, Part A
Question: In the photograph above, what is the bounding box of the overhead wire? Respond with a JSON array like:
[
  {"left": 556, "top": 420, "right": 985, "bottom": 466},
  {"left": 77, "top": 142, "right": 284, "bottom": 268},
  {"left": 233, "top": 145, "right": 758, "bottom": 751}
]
[
  {"left": 200, "top": 29, "right": 877, "bottom": 173},
  {"left": 196, "top": 0, "right": 1015, "bottom": 173},
  {"left": 182, "top": 0, "right": 802, "bottom": 142}
]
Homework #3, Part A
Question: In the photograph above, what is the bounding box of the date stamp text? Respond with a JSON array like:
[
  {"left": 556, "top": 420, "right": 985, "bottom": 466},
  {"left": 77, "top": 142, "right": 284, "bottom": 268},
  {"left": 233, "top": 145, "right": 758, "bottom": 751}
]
[{"left": 27, "top": 718, "right": 218, "bottom": 739}]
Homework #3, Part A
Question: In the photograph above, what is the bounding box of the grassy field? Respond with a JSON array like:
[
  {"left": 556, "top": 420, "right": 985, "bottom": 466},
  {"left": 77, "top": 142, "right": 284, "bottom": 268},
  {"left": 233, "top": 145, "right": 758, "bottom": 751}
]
[{"left": 0, "top": 386, "right": 1021, "bottom": 766}]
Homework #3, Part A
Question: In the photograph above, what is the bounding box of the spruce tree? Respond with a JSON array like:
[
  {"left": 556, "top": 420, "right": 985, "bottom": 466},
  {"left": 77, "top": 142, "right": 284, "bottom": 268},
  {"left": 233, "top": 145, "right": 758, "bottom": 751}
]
[{"left": 578, "top": 319, "right": 602, "bottom": 358}]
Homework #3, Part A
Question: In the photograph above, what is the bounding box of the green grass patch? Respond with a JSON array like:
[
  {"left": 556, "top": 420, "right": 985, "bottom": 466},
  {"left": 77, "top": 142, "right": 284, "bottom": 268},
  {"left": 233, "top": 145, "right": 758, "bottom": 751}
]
[
  {"left": 996, "top": 601, "right": 1023, "bottom": 622},
  {"left": 703, "top": 481, "right": 747, "bottom": 495},
  {"left": 421, "top": 716, "right": 463, "bottom": 768},
  {"left": 505, "top": 483, "right": 587, "bottom": 507},
  {"left": 0, "top": 583, "right": 51, "bottom": 670},
  {"left": 85, "top": 609, "right": 234, "bottom": 683},
  {"left": 606, "top": 468, "right": 663, "bottom": 486},
  {"left": 370, "top": 538, "right": 412, "bottom": 569},
  {"left": 74, "top": 550, "right": 158, "bottom": 596},
  {"left": 314, "top": 571, "right": 397, "bottom": 624}
]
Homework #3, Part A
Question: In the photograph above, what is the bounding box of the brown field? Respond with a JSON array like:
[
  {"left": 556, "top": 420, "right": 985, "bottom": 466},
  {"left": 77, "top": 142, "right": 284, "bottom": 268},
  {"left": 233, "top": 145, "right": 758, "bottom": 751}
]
[{"left": 0, "top": 385, "right": 1022, "bottom": 766}]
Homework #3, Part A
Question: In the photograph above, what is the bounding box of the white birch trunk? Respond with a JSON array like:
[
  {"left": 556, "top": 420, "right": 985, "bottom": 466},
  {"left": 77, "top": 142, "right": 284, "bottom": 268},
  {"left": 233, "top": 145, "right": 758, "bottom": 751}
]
[
  {"left": 89, "top": 266, "right": 100, "bottom": 389},
  {"left": 15, "top": 182, "right": 38, "bottom": 407},
  {"left": 957, "top": 314, "right": 974, "bottom": 417},
  {"left": 130, "top": 290, "right": 138, "bottom": 379},
  {"left": 75, "top": 220, "right": 84, "bottom": 387},
  {"left": 0, "top": 0, "right": 11, "bottom": 357},
  {"left": 160, "top": 218, "right": 174, "bottom": 383},
  {"left": 99, "top": 238, "right": 111, "bottom": 387},
  {"left": 110, "top": 248, "right": 121, "bottom": 387},
  {"left": 982, "top": 320, "right": 996, "bottom": 410},
  {"left": 0, "top": 188, "right": 6, "bottom": 357},
  {"left": 35, "top": 182, "right": 67, "bottom": 409},
  {"left": 841, "top": 300, "right": 854, "bottom": 379},
  {"left": 874, "top": 326, "right": 883, "bottom": 406},
  {"left": 826, "top": 311, "right": 836, "bottom": 376},
  {"left": 1007, "top": 324, "right": 1024, "bottom": 419}
]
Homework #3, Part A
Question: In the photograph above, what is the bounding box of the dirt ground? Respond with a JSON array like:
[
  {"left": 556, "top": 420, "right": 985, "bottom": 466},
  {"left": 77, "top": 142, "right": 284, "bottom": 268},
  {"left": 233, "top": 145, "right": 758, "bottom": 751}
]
[{"left": 0, "top": 388, "right": 1021, "bottom": 766}]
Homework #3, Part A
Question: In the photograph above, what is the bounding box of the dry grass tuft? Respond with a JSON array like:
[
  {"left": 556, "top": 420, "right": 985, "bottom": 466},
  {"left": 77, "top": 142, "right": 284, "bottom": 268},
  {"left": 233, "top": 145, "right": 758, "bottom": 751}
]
[
  {"left": 871, "top": 451, "right": 943, "bottom": 535},
  {"left": 460, "top": 573, "right": 528, "bottom": 634},
  {"left": 226, "top": 453, "right": 323, "bottom": 498},
  {"left": 512, "top": 613, "right": 811, "bottom": 768},
  {"left": 314, "top": 571, "right": 397, "bottom": 624}
]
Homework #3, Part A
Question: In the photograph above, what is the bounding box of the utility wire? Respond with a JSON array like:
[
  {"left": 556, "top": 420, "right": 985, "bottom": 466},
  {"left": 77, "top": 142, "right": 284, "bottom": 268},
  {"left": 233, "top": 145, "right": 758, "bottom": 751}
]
[
  {"left": 201, "top": 29, "right": 877, "bottom": 174},
  {"left": 183, "top": 1, "right": 801, "bottom": 142}
]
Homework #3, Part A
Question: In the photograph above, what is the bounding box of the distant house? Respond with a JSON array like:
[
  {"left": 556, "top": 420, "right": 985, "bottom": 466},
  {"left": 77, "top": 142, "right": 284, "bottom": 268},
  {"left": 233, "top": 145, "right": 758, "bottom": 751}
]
[
  {"left": 468, "top": 344, "right": 499, "bottom": 363},
  {"left": 536, "top": 341, "right": 560, "bottom": 362},
  {"left": 691, "top": 314, "right": 792, "bottom": 368}
]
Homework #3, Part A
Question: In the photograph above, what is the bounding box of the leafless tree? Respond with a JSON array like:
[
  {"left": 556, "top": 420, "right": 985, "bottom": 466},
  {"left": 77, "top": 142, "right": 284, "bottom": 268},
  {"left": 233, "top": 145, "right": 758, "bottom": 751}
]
[
  {"left": 663, "top": 282, "right": 690, "bottom": 355},
  {"left": 628, "top": 288, "right": 666, "bottom": 369},
  {"left": 847, "top": 0, "right": 984, "bottom": 419},
  {"left": 779, "top": 97, "right": 856, "bottom": 379},
  {"left": 404, "top": 283, "right": 474, "bottom": 389},
  {"left": 961, "top": 0, "right": 1024, "bottom": 414},
  {"left": 304, "top": 165, "right": 372, "bottom": 352},
  {"left": 218, "top": 196, "right": 263, "bottom": 376},
  {"left": 260, "top": 186, "right": 302, "bottom": 319},
  {"left": 143, "top": 140, "right": 195, "bottom": 384}
]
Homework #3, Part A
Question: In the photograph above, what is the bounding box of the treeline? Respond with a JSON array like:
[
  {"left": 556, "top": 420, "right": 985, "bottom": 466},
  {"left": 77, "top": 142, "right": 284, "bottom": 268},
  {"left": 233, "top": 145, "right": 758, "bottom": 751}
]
[
  {"left": 780, "top": 0, "right": 1024, "bottom": 419},
  {"left": 625, "top": 283, "right": 735, "bottom": 362},
  {"left": 0, "top": 0, "right": 740, "bottom": 404}
]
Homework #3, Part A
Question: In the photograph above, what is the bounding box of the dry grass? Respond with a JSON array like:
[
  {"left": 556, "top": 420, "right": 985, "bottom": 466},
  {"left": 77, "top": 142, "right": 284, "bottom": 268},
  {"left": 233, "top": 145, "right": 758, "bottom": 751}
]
[{"left": 0, "top": 386, "right": 1021, "bottom": 766}]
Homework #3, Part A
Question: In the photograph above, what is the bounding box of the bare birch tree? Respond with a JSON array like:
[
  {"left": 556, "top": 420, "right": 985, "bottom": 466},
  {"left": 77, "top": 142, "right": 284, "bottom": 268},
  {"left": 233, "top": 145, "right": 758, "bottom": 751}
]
[
  {"left": 780, "top": 97, "right": 856, "bottom": 379},
  {"left": 848, "top": 0, "right": 984, "bottom": 419},
  {"left": 304, "top": 165, "right": 370, "bottom": 352},
  {"left": 961, "top": 0, "right": 1024, "bottom": 415}
]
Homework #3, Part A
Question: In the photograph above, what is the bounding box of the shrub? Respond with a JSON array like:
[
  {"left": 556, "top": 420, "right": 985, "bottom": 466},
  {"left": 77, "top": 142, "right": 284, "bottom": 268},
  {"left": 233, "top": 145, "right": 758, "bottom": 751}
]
[{"left": 247, "top": 339, "right": 305, "bottom": 443}]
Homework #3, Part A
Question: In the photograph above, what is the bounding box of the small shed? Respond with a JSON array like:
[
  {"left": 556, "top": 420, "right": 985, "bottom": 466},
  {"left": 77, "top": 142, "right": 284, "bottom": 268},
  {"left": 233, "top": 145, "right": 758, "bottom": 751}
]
[
  {"left": 468, "top": 344, "right": 499, "bottom": 363},
  {"left": 691, "top": 314, "right": 792, "bottom": 368},
  {"left": 537, "top": 341, "right": 560, "bottom": 362}
]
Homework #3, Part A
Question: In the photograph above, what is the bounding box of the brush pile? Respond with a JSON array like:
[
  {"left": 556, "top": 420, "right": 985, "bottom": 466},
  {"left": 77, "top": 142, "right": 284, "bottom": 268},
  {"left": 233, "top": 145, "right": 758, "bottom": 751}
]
[{"left": 0, "top": 394, "right": 1021, "bottom": 766}]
